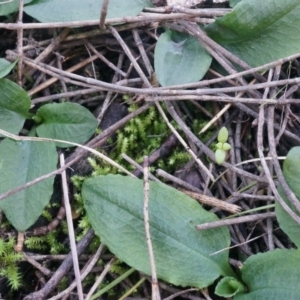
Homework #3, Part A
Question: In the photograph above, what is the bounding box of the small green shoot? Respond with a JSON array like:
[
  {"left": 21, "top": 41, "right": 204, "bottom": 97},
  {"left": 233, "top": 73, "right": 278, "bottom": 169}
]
[{"left": 215, "top": 127, "right": 231, "bottom": 164}]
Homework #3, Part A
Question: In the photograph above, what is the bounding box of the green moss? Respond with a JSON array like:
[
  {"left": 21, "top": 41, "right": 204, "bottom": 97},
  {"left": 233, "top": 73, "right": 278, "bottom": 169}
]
[{"left": 0, "top": 238, "right": 23, "bottom": 290}]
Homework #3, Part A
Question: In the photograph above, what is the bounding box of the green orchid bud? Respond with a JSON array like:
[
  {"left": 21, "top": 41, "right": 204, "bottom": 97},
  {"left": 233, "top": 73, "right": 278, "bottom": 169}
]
[
  {"left": 215, "top": 149, "right": 226, "bottom": 165},
  {"left": 218, "top": 127, "right": 229, "bottom": 143},
  {"left": 222, "top": 142, "right": 232, "bottom": 151},
  {"left": 216, "top": 142, "right": 223, "bottom": 150}
]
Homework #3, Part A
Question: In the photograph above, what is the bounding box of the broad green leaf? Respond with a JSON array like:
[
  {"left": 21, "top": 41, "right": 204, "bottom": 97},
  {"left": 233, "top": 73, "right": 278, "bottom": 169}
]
[
  {"left": 0, "top": 78, "right": 31, "bottom": 135},
  {"left": 0, "top": 59, "right": 17, "bottom": 79},
  {"left": 275, "top": 147, "right": 300, "bottom": 247},
  {"left": 234, "top": 249, "right": 300, "bottom": 299},
  {"left": 205, "top": 0, "right": 300, "bottom": 67},
  {"left": 35, "top": 102, "right": 98, "bottom": 148},
  {"left": 0, "top": 0, "right": 32, "bottom": 16},
  {"left": 215, "top": 277, "right": 245, "bottom": 297},
  {"left": 82, "top": 175, "right": 235, "bottom": 289},
  {"left": 154, "top": 30, "right": 212, "bottom": 86},
  {"left": 24, "top": 0, "right": 152, "bottom": 23},
  {"left": 0, "top": 139, "right": 57, "bottom": 231}
]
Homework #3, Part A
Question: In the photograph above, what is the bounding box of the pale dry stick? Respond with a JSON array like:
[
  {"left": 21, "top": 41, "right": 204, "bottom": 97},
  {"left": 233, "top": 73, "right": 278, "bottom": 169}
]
[
  {"left": 232, "top": 193, "right": 275, "bottom": 201},
  {"left": 0, "top": 128, "right": 134, "bottom": 177},
  {"left": 199, "top": 77, "right": 258, "bottom": 134},
  {"left": 25, "top": 28, "right": 71, "bottom": 78},
  {"left": 60, "top": 154, "right": 84, "bottom": 300},
  {"left": 132, "top": 29, "right": 154, "bottom": 76},
  {"left": 14, "top": 231, "right": 24, "bottom": 252},
  {"left": 156, "top": 169, "right": 239, "bottom": 213},
  {"left": 196, "top": 212, "right": 276, "bottom": 231},
  {"left": 200, "top": 289, "right": 213, "bottom": 300},
  {"left": 32, "top": 88, "right": 99, "bottom": 105},
  {"left": 99, "top": 0, "right": 109, "bottom": 30},
  {"left": 109, "top": 26, "right": 150, "bottom": 84},
  {"left": 85, "top": 257, "right": 117, "bottom": 300},
  {"left": 7, "top": 50, "right": 300, "bottom": 97},
  {"left": 22, "top": 252, "right": 52, "bottom": 276},
  {"left": 28, "top": 54, "right": 100, "bottom": 96},
  {"left": 0, "top": 13, "right": 201, "bottom": 30},
  {"left": 264, "top": 67, "right": 276, "bottom": 252},
  {"left": 275, "top": 85, "right": 299, "bottom": 144},
  {"left": 16, "top": 0, "right": 24, "bottom": 85},
  {"left": 212, "top": 156, "right": 287, "bottom": 188},
  {"left": 145, "top": 95, "right": 283, "bottom": 104},
  {"left": 155, "top": 102, "right": 215, "bottom": 181},
  {"left": 86, "top": 42, "right": 126, "bottom": 77},
  {"left": 56, "top": 55, "right": 68, "bottom": 97},
  {"left": 121, "top": 153, "right": 160, "bottom": 182},
  {"left": 211, "top": 232, "right": 269, "bottom": 256},
  {"left": 166, "top": 5, "right": 230, "bottom": 16},
  {"left": 143, "top": 157, "right": 161, "bottom": 300},
  {"left": 163, "top": 288, "right": 199, "bottom": 300},
  {"left": 178, "top": 188, "right": 241, "bottom": 214},
  {"left": 48, "top": 244, "right": 105, "bottom": 300},
  {"left": 199, "top": 103, "right": 231, "bottom": 134}
]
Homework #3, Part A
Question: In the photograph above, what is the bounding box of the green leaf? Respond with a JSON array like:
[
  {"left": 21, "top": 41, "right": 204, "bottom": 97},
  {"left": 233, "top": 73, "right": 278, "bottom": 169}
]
[
  {"left": 215, "top": 149, "right": 226, "bottom": 165},
  {"left": 0, "top": 78, "right": 31, "bottom": 135},
  {"left": 154, "top": 29, "right": 212, "bottom": 86},
  {"left": 229, "top": 0, "right": 242, "bottom": 7},
  {"left": 234, "top": 249, "right": 300, "bottom": 299},
  {"left": 0, "top": 0, "right": 33, "bottom": 16},
  {"left": 205, "top": 0, "right": 300, "bottom": 67},
  {"left": 275, "top": 146, "right": 300, "bottom": 247},
  {"left": 24, "top": 0, "right": 152, "bottom": 23},
  {"left": 35, "top": 102, "right": 98, "bottom": 148},
  {"left": 218, "top": 127, "right": 229, "bottom": 143},
  {"left": 0, "top": 59, "right": 17, "bottom": 79},
  {"left": 82, "top": 175, "right": 235, "bottom": 288},
  {"left": 0, "top": 139, "right": 57, "bottom": 231},
  {"left": 215, "top": 277, "right": 245, "bottom": 297}
]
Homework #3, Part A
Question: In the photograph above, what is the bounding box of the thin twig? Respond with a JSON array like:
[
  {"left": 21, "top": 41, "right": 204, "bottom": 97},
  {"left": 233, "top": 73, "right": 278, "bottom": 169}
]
[
  {"left": 178, "top": 188, "right": 241, "bottom": 214},
  {"left": 196, "top": 212, "right": 276, "bottom": 231},
  {"left": 60, "top": 154, "right": 84, "bottom": 300},
  {"left": 121, "top": 153, "right": 160, "bottom": 182},
  {"left": 85, "top": 258, "right": 117, "bottom": 300},
  {"left": 17, "top": 0, "right": 24, "bottom": 85},
  {"left": 99, "top": 0, "right": 109, "bottom": 30},
  {"left": 24, "top": 229, "right": 95, "bottom": 300},
  {"left": 48, "top": 244, "right": 105, "bottom": 300},
  {"left": 143, "top": 156, "right": 161, "bottom": 300}
]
